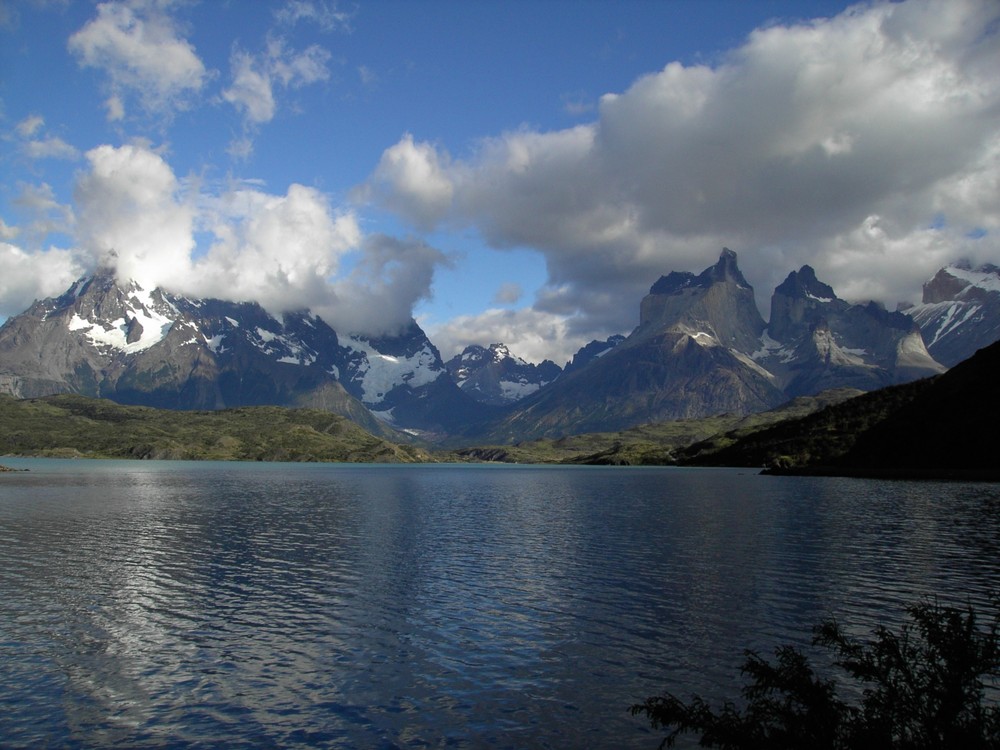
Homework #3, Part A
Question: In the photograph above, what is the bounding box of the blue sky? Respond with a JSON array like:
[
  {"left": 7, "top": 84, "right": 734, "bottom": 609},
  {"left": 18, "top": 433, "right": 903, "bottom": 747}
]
[{"left": 1, "top": 0, "right": 998, "bottom": 365}]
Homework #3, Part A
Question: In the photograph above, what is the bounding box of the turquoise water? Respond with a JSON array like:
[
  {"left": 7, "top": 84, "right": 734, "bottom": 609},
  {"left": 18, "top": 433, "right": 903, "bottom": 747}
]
[{"left": 1, "top": 459, "right": 999, "bottom": 748}]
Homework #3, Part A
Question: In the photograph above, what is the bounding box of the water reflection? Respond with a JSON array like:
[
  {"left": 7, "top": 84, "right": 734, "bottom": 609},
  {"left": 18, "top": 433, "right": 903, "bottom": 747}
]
[{"left": 1, "top": 461, "right": 999, "bottom": 748}]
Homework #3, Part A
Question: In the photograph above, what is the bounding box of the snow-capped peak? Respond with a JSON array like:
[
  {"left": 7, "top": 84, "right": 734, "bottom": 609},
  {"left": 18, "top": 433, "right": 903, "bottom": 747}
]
[
  {"left": 345, "top": 335, "right": 443, "bottom": 404},
  {"left": 66, "top": 279, "right": 175, "bottom": 354},
  {"left": 945, "top": 264, "right": 1000, "bottom": 295}
]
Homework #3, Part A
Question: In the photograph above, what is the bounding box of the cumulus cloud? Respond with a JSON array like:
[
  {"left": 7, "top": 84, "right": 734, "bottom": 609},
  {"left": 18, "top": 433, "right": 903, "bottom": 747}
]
[
  {"left": 426, "top": 307, "right": 596, "bottom": 367},
  {"left": 0, "top": 243, "right": 83, "bottom": 317},
  {"left": 189, "top": 181, "right": 360, "bottom": 313},
  {"left": 321, "top": 234, "right": 451, "bottom": 336},
  {"left": 74, "top": 143, "right": 196, "bottom": 289},
  {"left": 68, "top": 0, "right": 207, "bottom": 121},
  {"left": 361, "top": 0, "right": 1000, "bottom": 344},
  {"left": 56, "top": 142, "right": 447, "bottom": 335},
  {"left": 359, "top": 133, "right": 455, "bottom": 231}
]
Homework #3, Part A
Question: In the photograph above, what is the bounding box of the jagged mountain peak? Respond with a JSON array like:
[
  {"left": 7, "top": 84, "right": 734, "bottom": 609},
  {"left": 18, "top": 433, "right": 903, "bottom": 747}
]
[
  {"left": 706, "top": 247, "right": 750, "bottom": 287},
  {"left": 0, "top": 272, "right": 488, "bottom": 438},
  {"left": 648, "top": 248, "right": 750, "bottom": 296},
  {"left": 922, "top": 262, "right": 1000, "bottom": 304},
  {"left": 640, "top": 249, "right": 765, "bottom": 353},
  {"left": 444, "top": 342, "right": 560, "bottom": 407},
  {"left": 563, "top": 334, "right": 626, "bottom": 374},
  {"left": 761, "top": 265, "right": 943, "bottom": 395},
  {"left": 456, "top": 342, "right": 522, "bottom": 366},
  {"left": 774, "top": 265, "right": 838, "bottom": 302}
]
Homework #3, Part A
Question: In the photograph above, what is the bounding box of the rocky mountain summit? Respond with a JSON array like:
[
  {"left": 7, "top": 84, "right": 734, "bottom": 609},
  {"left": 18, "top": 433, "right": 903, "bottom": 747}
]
[
  {"left": 903, "top": 261, "right": 1000, "bottom": 367},
  {"left": 444, "top": 343, "right": 561, "bottom": 406},
  {"left": 465, "top": 250, "right": 947, "bottom": 441},
  {"left": 468, "top": 251, "right": 787, "bottom": 441},
  {"left": 756, "top": 265, "right": 945, "bottom": 395}
]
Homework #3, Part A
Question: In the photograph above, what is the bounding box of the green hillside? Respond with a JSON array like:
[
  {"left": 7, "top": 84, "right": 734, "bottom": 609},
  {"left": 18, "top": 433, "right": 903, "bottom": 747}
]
[{"left": 0, "top": 394, "right": 431, "bottom": 463}]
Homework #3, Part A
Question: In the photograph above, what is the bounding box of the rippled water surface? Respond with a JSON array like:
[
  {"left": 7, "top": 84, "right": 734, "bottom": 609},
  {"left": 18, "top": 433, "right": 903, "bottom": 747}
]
[{"left": 2, "top": 459, "right": 999, "bottom": 748}]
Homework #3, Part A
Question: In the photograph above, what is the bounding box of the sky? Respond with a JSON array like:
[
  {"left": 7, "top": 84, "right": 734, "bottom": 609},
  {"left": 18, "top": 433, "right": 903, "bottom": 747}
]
[{"left": 1, "top": 0, "right": 998, "bottom": 366}]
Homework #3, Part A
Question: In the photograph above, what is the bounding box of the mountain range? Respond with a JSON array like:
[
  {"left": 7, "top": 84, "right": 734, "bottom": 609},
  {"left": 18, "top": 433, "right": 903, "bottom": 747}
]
[{"left": 0, "top": 250, "right": 996, "bottom": 443}]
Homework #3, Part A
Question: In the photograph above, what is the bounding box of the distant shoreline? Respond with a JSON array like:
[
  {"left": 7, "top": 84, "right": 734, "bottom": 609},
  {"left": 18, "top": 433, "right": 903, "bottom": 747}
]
[
  {"left": 762, "top": 465, "right": 1000, "bottom": 482},
  {"left": 4, "top": 454, "right": 999, "bottom": 482}
]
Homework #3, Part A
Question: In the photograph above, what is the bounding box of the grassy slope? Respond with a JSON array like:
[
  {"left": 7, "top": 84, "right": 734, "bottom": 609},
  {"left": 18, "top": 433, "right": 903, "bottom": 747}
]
[{"left": 0, "top": 394, "right": 432, "bottom": 463}]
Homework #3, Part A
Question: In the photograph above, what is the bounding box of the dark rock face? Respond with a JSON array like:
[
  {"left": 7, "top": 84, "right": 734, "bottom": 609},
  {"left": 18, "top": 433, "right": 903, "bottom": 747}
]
[
  {"left": 562, "top": 335, "right": 626, "bottom": 375},
  {"left": 444, "top": 343, "right": 561, "bottom": 406},
  {"left": 838, "top": 338, "right": 1000, "bottom": 476},
  {"left": 906, "top": 262, "right": 1000, "bottom": 367}
]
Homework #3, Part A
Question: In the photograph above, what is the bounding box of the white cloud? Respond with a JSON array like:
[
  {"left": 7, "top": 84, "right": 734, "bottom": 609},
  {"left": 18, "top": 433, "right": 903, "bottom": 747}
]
[
  {"left": 492, "top": 282, "right": 523, "bottom": 305},
  {"left": 274, "top": 0, "right": 354, "bottom": 32},
  {"left": 46, "top": 143, "right": 443, "bottom": 336},
  {"left": 358, "top": 133, "right": 455, "bottom": 230},
  {"left": 105, "top": 94, "right": 125, "bottom": 121},
  {"left": 223, "top": 48, "right": 278, "bottom": 124},
  {"left": 190, "top": 181, "right": 361, "bottom": 313},
  {"left": 68, "top": 0, "right": 207, "bottom": 120},
  {"left": 362, "top": 0, "right": 1000, "bottom": 342},
  {"left": 71, "top": 143, "right": 363, "bottom": 315},
  {"left": 22, "top": 136, "right": 80, "bottom": 160},
  {"left": 426, "top": 307, "right": 596, "bottom": 367},
  {"left": 15, "top": 114, "right": 44, "bottom": 138},
  {"left": 74, "top": 143, "right": 196, "bottom": 289},
  {"left": 358, "top": 64, "right": 377, "bottom": 87},
  {"left": 222, "top": 34, "right": 332, "bottom": 154},
  {"left": 0, "top": 242, "right": 84, "bottom": 317},
  {"left": 12, "top": 182, "right": 75, "bottom": 242},
  {"left": 0, "top": 219, "right": 20, "bottom": 241},
  {"left": 12, "top": 115, "right": 80, "bottom": 160},
  {"left": 320, "top": 234, "right": 452, "bottom": 336}
]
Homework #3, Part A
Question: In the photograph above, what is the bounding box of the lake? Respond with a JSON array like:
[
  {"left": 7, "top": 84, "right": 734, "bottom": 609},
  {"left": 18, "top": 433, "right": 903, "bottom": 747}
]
[{"left": 1, "top": 459, "right": 999, "bottom": 748}]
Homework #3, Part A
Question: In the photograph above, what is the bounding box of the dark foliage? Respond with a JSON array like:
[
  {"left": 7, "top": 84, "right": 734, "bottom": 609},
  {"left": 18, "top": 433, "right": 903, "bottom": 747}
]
[{"left": 631, "top": 599, "right": 1000, "bottom": 749}]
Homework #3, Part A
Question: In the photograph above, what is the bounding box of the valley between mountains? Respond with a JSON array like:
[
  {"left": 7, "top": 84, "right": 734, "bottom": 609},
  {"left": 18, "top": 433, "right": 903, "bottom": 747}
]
[{"left": 1, "top": 249, "right": 998, "bottom": 476}]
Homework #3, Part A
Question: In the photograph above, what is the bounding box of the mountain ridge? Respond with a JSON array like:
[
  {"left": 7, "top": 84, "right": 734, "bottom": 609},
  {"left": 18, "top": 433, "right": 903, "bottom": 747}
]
[{"left": 1, "top": 250, "right": 994, "bottom": 443}]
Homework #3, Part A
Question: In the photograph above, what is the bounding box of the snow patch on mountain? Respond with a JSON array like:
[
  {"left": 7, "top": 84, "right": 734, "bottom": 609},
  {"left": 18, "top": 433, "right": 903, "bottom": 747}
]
[
  {"left": 346, "top": 336, "right": 443, "bottom": 403},
  {"left": 67, "top": 302, "right": 174, "bottom": 354},
  {"left": 752, "top": 331, "right": 795, "bottom": 363},
  {"left": 947, "top": 266, "right": 1000, "bottom": 294},
  {"left": 499, "top": 378, "right": 544, "bottom": 401},
  {"left": 204, "top": 333, "right": 226, "bottom": 353},
  {"left": 911, "top": 300, "right": 983, "bottom": 347}
]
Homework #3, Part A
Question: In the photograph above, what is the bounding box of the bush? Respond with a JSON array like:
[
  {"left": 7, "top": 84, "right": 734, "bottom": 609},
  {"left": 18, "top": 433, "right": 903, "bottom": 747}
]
[{"left": 631, "top": 598, "right": 1000, "bottom": 749}]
